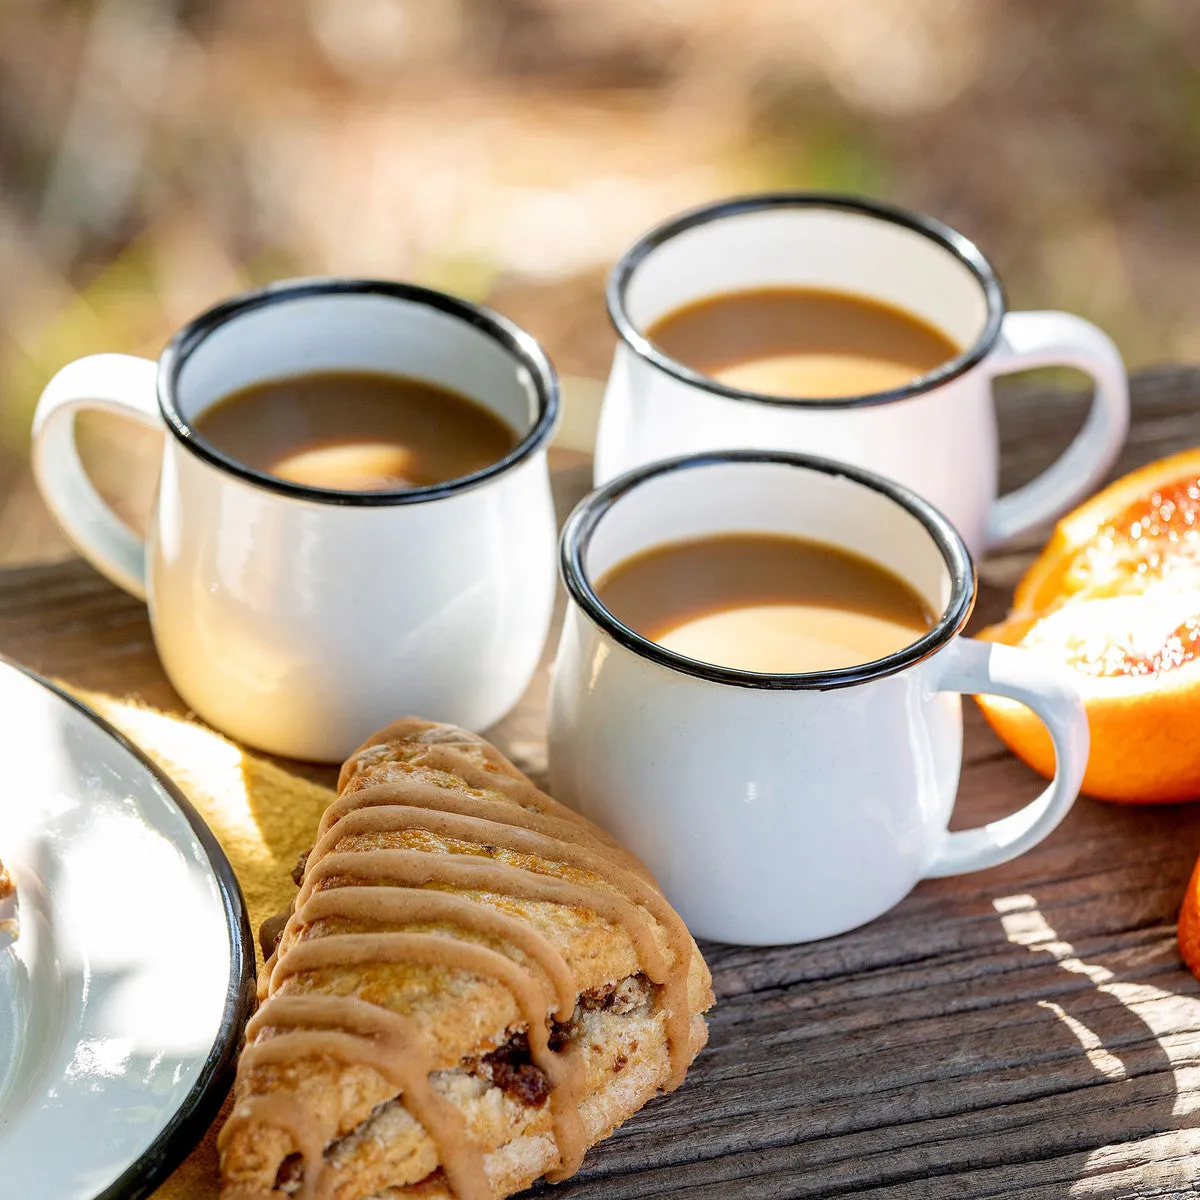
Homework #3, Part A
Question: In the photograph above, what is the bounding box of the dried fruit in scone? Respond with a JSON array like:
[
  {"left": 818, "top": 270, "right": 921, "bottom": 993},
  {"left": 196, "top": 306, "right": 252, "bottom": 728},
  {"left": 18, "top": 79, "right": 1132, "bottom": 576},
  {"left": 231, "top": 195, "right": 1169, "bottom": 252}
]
[{"left": 219, "top": 718, "right": 713, "bottom": 1200}]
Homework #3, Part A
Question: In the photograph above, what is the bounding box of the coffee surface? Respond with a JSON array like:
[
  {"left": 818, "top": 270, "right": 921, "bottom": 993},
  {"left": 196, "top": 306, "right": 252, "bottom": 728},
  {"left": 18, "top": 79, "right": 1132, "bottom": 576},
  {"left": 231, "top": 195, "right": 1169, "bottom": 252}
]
[
  {"left": 194, "top": 370, "right": 517, "bottom": 492},
  {"left": 645, "top": 286, "right": 960, "bottom": 399},
  {"left": 597, "top": 532, "right": 935, "bottom": 674}
]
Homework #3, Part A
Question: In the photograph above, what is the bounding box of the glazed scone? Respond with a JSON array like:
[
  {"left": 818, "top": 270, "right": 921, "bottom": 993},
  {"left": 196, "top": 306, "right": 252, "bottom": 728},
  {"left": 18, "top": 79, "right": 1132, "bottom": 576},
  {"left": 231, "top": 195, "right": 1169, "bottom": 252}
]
[{"left": 220, "top": 719, "right": 713, "bottom": 1200}]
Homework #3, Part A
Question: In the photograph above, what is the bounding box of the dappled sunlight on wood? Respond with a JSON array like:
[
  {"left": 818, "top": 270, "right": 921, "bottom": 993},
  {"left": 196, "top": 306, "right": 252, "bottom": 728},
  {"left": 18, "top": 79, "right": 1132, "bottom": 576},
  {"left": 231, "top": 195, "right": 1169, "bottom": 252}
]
[{"left": 996, "top": 891, "right": 1200, "bottom": 1118}]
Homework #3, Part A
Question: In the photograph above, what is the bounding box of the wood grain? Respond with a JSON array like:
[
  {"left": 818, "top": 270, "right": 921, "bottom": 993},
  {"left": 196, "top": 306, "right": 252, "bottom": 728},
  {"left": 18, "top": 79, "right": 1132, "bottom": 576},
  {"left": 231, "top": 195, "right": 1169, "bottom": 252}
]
[{"left": 5, "top": 369, "right": 1200, "bottom": 1198}]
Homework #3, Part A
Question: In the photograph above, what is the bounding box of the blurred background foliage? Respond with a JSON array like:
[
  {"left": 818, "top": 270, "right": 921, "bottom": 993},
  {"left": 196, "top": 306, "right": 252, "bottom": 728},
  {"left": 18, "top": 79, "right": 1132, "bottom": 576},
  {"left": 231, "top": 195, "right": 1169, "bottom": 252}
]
[{"left": 2, "top": 0, "right": 1199, "bottom": 561}]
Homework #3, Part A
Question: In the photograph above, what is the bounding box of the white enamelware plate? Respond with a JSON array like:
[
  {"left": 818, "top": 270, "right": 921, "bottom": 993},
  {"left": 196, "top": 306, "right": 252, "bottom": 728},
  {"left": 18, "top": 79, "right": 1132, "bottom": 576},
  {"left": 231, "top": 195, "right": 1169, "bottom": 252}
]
[{"left": 0, "top": 659, "right": 254, "bottom": 1199}]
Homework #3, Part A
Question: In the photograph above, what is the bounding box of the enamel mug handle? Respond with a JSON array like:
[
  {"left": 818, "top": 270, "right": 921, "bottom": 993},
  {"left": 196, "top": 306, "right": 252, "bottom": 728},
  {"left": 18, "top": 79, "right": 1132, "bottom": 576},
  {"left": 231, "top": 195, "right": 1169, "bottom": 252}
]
[
  {"left": 31, "top": 353, "right": 163, "bottom": 601},
  {"left": 985, "top": 310, "right": 1128, "bottom": 548},
  {"left": 924, "top": 637, "right": 1088, "bottom": 878}
]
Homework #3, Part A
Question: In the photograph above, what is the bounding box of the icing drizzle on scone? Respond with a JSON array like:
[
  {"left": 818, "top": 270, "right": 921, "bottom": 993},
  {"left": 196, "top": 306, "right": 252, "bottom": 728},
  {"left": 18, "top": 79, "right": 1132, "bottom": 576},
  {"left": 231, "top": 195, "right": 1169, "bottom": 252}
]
[{"left": 219, "top": 721, "right": 698, "bottom": 1200}]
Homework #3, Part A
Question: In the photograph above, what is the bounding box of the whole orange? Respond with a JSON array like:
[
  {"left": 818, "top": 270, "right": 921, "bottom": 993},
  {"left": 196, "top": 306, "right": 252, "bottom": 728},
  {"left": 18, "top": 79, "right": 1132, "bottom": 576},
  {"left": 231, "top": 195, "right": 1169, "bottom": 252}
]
[{"left": 1178, "top": 856, "right": 1200, "bottom": 977}]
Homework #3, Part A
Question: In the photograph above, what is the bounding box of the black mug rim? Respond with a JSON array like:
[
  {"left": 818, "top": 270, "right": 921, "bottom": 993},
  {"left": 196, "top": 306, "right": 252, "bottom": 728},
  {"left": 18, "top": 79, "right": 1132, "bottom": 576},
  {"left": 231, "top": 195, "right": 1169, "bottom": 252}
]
[
  {"left": 157, "top": 277, "right": 560, "bottom": 507},
  {"left": 606, "top": 192, "right": 1007, "bottom": 410},
  {"left": 559, "top": 449, "right": 977, "bottom": 691}
]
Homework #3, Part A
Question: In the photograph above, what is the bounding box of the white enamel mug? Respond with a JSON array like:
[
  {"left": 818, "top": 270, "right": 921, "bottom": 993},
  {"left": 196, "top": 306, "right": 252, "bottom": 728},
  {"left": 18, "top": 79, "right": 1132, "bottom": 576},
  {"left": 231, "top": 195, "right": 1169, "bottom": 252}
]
[
  {"left": 548, "top": 451, "right": 1089, "bottom": 945},
  {"left": 595, "top": 194, "right": 1129, "bottom": 556},
  {"left": 32, "top": 279, "right": 559, "bottom": 761}
]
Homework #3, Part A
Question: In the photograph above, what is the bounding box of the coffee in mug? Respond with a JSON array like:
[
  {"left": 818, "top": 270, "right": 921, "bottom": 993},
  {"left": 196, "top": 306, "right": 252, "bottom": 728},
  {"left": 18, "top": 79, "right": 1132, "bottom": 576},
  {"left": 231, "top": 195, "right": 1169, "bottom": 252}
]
[
  {"left": 645, "top": 286, "right": 960, "bottom": 400},
  {"left": 549, "top": 450, "right": 1090, "bottom": 945},
  {"left": 32, "top": 279, "right": 560, "bottom": 761},
  {"left": 194, "top": 369, "right": 517, "bottom": 492},
  {"left": 596, "top": 193, "right": 1130, "bottom": 555},
  {"left": 596, "top": 532, "right": 935, "bottom": 673}
]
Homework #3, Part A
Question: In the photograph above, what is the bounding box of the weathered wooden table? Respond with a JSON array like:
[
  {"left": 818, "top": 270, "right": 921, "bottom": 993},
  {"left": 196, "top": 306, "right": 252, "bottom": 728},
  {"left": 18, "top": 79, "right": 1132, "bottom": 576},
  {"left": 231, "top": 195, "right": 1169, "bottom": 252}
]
[{"left": 6, "top": 368, "right": 1200, "bottom": 1199}]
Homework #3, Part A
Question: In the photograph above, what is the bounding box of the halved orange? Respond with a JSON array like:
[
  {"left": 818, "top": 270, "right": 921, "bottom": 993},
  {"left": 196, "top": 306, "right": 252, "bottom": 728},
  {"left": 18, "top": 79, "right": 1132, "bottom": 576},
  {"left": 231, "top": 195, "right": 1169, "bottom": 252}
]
[{"left": 979, "top": 447, "right": 1200, "bottom": 803}]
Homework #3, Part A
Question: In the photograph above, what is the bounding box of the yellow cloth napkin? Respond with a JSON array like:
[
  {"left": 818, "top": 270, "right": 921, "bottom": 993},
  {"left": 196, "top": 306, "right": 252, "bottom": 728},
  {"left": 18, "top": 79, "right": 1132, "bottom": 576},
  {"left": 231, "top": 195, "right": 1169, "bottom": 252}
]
[{"left": 67, "top": 685, "right": 337, "bottom": 1200}]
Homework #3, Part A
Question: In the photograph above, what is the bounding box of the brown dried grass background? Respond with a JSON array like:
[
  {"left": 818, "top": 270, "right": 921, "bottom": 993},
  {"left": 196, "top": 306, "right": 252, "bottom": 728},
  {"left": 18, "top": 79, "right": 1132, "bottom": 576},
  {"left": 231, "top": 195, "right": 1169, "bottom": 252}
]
[{"left": 2, "top": 0, "right": 1198, "bottom": 563}]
